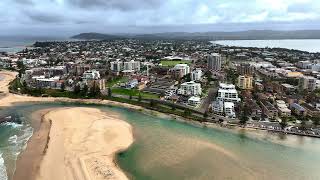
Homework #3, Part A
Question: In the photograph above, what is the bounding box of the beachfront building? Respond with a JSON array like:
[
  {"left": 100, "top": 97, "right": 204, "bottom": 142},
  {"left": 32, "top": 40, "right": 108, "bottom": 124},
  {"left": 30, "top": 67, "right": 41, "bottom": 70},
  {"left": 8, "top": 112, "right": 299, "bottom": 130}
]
[
  {"left": 207, "top": 53, "right": 222, "bottom": 71},
  {"left": 188, "top": 96, "right": 201, "bottom": 107},
  {"left": 173, "top": 64, "right": 190, "bottom": 77},
  {"left": 217, "top": 83, "right": 241, "bottom": 103},
  {"left": 224, "top": 102, "right": 236, "bottom": 118},
  {"left": 237, "top": 75, "right": 253, "bottom": 90},
  {"left": 178, "top": 81, "right": 202, "bottom": 96},
  {"left": 190, "top": 68, "right": 203, "bottom": 81},
  {"left": 260, "top": 100, "right": 278, "bottom": 119},
  {"left": 276, "top": 100, "right": 291, "bottom": 116},
  {"left": 212, "top": 100, "right": 224, "bottom": 115}
]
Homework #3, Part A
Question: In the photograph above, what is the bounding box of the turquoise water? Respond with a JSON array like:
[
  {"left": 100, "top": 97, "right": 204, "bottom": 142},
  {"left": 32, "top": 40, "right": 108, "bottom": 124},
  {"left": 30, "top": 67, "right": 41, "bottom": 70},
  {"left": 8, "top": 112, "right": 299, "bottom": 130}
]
[{"left": 1, "top": 103, "right": 320, "bottom": 180}]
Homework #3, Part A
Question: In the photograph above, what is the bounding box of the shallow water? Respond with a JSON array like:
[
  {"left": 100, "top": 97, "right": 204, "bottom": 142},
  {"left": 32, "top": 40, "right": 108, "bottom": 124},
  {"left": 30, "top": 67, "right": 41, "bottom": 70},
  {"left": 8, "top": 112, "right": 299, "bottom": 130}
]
[{"left": 0, "top": 103, "right": 320, "bottom": 180}]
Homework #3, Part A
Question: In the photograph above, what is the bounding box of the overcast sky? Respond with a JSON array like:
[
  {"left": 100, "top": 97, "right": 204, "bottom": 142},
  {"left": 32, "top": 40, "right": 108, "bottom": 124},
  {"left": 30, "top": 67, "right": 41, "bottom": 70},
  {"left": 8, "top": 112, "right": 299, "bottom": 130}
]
[{"left": 1, "top": 0, "right": 320, "bottom": 36}]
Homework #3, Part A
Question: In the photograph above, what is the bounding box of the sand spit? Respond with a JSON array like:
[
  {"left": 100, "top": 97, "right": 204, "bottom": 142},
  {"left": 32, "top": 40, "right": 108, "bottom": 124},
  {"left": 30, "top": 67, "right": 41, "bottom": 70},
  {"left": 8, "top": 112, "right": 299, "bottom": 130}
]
[{"left": 36, "top": 107, "right": 133, "bottom": 180}]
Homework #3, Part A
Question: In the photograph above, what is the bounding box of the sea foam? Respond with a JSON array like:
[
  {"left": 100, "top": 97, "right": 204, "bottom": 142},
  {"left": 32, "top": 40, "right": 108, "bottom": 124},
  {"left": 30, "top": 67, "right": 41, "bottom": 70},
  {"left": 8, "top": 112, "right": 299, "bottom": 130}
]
[{"left": 0, "top": 153, "right": 8, "bottom": 180}]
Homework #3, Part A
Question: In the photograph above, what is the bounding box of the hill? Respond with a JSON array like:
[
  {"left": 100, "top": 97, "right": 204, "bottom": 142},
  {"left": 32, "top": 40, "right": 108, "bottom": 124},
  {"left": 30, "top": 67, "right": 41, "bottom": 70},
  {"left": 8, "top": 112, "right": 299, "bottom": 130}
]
[{"left": 71, "top": 30, "right": 320, "bottom": 41}]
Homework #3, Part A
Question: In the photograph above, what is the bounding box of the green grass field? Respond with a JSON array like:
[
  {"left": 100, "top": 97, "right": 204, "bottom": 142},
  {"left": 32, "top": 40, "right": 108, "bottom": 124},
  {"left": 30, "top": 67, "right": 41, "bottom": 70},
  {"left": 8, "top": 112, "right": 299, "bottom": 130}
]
[
  {"left": 106, "top": 77, "right": 129, "bottom": 87},
  {"left": 111, "top": 88, "right": 159, "bottom": 99},
  {"left": 160, "top": 60, "right": 191, "bottom": 67}
]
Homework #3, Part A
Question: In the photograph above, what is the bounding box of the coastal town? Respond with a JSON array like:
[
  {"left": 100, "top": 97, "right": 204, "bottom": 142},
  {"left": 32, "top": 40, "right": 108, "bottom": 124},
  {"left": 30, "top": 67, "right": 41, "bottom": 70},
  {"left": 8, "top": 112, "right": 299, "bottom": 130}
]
[{"left": 1, "top": 39, "right": 320, "bottom": 137}]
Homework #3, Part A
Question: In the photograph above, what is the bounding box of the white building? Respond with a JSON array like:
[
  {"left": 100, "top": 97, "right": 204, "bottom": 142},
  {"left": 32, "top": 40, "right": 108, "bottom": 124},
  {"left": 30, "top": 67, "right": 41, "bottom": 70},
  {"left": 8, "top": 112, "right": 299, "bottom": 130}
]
[
  {"left": 207, "top": 53, "right": 222, "bottom": 71},
  {"left": 224, "top": 102, "right": 236, "bottom": 118},
  {"left": 178, "top": 81, "right": 202, "bottom": 96},
  {"left": 217, "top": 83, "right": 241, "bottom": 103},
  {"left": 165, "top": 88, "right": 177, "bottom": 99},
  {"left": 123, "top": 60, "right": 141, "bottom": 72},
  {"left": 173, "top": 64, "right": 190, "bottom": 77},
  {"left": 110, "top": 60, "right": 123, "bottom": 72},
  {"left": 212, "top": 100, "right": 224, "bottom": 115},
  {"left": 299, "top": 76, "right": 317, "bottom": 91},
  {"left": 190, "top": 68, "right": 203, "bottom": 81},
  {"left": 276, "top": 100, "right": 291, "bottom": 116},
  {"left": 83, "top": 70, "right": 100, "bottom": 80},
  {"left": 188, "top": 96, "right": 201, "bottom": 107}
]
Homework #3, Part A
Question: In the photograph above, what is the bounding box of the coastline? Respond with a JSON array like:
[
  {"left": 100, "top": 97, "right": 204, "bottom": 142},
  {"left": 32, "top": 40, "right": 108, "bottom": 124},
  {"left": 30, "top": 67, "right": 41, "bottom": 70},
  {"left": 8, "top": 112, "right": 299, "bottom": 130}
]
[
  {"left": 14, "top": 107, "right": 133, "bottom": 180},
  {"left": 0, "top": 70, "right": 318, "bottom": 179}
]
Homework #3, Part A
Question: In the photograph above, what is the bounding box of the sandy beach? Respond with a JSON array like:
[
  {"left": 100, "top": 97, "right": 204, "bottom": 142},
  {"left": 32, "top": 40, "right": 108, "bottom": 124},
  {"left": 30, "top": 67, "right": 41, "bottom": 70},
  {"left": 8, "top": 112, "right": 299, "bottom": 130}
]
[
  {"left": 38, "top": 108, "right": 133, "bottom": 180},
  {"left": 0, "top": 71, "right": 134, "bottom": 180}
]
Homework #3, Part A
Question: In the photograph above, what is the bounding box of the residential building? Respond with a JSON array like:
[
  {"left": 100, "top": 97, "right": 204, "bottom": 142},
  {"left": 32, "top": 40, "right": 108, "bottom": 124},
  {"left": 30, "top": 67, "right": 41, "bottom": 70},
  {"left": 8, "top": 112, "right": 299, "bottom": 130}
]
[
  {"left": 83, "top": 70, "right": 100, "bottom": 80},
  {"left": 237, "top": 63, "right": 254, "bottom": 75},
  {"left": 301, "top": 103, "right": 320, "bottom": 118},
  {"left": 217, "top": 83, "right": 241, "bottom": 103},
  {"left": 237, "top": 75, "right": 253, "bottom": 90},
  {"left": 299, "top": 76, "right": 317, "bottom": 91},
  {"left": 212, "top": 100, "right": 224, "bottom": 115},
  {"left": 276, "top": 100, "right": 291, "bottom": 116},
  {"left": 188, "top": 96, "right": 201, "bottom": 107},
  {"left": 178, "top": 81, "right": 202, "bottom": 96},
  {"left": 260, "top": 100, "right": 278, "bottom": 119},
  {"left": 224, "top": 102, "right": 236, "bottom": 118},
  {"left": 207, "top": 53, "right": 222, "bottom": 71},
  {"left": 173, "top": 64, "right": 190, "bottom": 77},
  {"left": 290, "top": 103, "right": 306, "bottom": 116},
  {"left": 190, "top": 68, "right": 203, "bottom": 81},
  {"left": 110, "top": 60, "right": 123, "bottom": 72},
  {"left": 123, "top": 60, "right": 140, "bottom": 72}
]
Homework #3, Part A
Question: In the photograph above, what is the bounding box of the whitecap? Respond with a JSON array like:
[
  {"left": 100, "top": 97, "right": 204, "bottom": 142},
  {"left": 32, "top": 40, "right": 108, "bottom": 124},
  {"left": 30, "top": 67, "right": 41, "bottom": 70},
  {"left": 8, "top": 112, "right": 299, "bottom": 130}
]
[
  {"left": 7, "top": 135, "right": 17, "bottom": 144},
  {"left": 0, "top": 153, "right": 8, "bottom": 180},
  {"left": 2, "top": 122, "right": 22, "bottom": 129}
]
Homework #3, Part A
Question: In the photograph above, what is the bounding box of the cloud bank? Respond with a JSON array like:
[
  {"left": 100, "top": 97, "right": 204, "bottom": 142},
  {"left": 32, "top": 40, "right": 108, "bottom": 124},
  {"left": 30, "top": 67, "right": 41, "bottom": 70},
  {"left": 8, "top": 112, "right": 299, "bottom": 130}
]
[{"left": 1, "top": 0, "right": 320, "bottom": 35}]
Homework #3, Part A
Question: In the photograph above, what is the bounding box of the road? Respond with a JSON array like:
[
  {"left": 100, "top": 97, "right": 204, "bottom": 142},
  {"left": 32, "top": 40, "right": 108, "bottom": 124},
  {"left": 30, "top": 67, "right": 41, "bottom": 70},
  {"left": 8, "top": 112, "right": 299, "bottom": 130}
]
[{"left": 198, "top": 87, "right": 218, "bottom": 113}]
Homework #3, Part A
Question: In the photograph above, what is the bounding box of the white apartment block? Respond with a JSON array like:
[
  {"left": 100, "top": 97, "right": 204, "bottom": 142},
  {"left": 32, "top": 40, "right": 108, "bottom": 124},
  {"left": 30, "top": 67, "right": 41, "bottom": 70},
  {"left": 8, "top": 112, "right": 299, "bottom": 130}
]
[
  {"left": 173, "top": 64, "right": 190, "bottom": 77},
  {"left": 123, "top": 60, "right": 141, "bottom": 72},
  {"left": 178, "top": 81, "right": 202, "bottom": 96},
  {"left": 191, "top": 68, "right": 203, "bottom": 81},
  {"left": 217, "top": 83, "right": 241, "bottom": 103},
  {"left": 207, "top": 53, "right": 222, "bottom": 71},
  {"left": 224, "top": 102, "right": 236, "bottom": 118},
  {"left": 83, "top": 70, "right": 100, "bottom": 80},
  {"left": 110, "top": 60, "right": 123, "bottom": 72}
]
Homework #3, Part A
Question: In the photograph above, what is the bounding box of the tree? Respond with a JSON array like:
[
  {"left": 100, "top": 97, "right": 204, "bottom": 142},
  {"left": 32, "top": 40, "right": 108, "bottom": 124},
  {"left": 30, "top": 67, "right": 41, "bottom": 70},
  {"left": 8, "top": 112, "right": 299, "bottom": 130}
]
[
  {"left": 138, "top": 92, "right": 142, "bottom": 102},
  {"left": 203, "top": 111, "right": 208, "bottom": 118},
  {"left": 311, "top": 117, "right": 320, "bottom": 127},
  {"left": 60, "top": 83, "right": 65, "bottom": 92},
  {"left": 184, "top": 109, "right": 192, "bottom": 116},
  {"left": 150, "top": 100, "right": 157, "bottom": 107},
  {"left": 279, "top": 117, "right": 288, "bottom": 130},
  {"left": 108, "top": 87, "right": 112, "bottom": 98},
  {"left": 239, "top": 105, "right": 249, "bottom": 125},
  {"left": 82, "top": 84, "right": 88, "bottom": 95},
  {"left": 74, "top": 84, "right": 81, "bottom": 94}
]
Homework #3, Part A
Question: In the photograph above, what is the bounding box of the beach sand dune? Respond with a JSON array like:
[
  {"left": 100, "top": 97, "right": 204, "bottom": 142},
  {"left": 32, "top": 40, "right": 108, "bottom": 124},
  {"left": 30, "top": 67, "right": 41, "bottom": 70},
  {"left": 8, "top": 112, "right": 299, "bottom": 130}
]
[{"left": 36, "top": 107, "right": 133, "bottom": 180}]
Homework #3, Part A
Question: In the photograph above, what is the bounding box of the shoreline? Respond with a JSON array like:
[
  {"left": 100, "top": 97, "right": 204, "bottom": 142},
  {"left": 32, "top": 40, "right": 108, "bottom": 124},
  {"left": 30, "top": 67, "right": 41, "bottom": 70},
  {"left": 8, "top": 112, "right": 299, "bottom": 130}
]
[{"left": 14, "top": 107, "right": 133, "bottom": 180}]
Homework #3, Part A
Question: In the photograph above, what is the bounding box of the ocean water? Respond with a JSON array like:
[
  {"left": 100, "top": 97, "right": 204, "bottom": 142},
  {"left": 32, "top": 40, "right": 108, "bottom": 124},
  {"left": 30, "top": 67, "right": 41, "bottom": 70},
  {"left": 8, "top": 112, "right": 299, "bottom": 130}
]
[
  {"left": 1, "top": 103, "right": 320, "bottom": 180},
  {"left": 212, "top": 39, "right": 320, "bottom": 53}
]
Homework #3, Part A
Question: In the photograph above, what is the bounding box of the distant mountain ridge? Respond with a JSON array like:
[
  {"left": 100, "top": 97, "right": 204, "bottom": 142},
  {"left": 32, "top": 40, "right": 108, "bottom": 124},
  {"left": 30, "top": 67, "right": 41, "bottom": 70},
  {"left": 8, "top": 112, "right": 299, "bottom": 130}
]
[{"left": 71, "top": 30, "right": 320, "bottom": 41}]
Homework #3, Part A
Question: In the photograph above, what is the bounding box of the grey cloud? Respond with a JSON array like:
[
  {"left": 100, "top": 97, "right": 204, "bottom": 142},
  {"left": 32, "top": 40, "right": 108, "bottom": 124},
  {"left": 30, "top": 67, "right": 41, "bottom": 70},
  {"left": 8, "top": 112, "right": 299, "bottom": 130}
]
[{"left": 25, "top": 11, "right": 65, "bottom": 23}]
